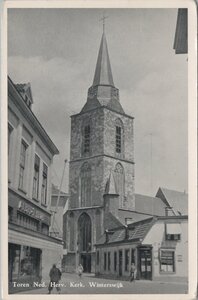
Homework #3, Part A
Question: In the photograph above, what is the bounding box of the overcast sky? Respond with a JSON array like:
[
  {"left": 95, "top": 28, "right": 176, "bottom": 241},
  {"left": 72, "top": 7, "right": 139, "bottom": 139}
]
[{"left": 8, "top": 8, "right": 188, "bottom": 196}]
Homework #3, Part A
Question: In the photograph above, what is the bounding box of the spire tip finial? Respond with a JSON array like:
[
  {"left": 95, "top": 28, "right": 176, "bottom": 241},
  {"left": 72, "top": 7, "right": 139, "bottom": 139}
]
[{"left": 100, "top": 12, "right": 108, "bottom": 33}]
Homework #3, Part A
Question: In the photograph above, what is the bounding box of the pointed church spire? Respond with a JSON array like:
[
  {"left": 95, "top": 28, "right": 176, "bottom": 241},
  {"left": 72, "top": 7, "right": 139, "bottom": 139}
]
[
  {"left": 81, "top": 21, "right": 125, "bottom": 115},
  {"left": 93, "top": 32, "right": 114, "bottom": 87}
]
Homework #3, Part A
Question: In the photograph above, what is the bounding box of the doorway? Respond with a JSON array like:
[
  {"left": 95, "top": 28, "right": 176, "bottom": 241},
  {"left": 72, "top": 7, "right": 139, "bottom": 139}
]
[
  {"left": 138, "top": 247, "right": 152, "bottom": 280},
  {"left": 80, "top": 254, "right": 91, "bottom": 273},
  {"left": 78, "top": 213, "right": 92, "bottom": 273}
]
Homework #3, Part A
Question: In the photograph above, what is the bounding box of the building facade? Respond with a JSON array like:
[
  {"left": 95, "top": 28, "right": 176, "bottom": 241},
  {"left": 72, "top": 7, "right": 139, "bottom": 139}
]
[
  {"left": 95, "top": 216, "right": 188, "bottom": 282},
  {"left": 8, "top": 77, "right": 63, "bottom": 291},
  {"left": 63, "top": 30, "right": 135, "bottom": 273}
]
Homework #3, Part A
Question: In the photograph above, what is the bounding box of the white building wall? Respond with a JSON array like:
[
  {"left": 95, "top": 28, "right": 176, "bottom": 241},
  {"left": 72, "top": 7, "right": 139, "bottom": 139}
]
[
  {"left": 8, "top": 99, "right": 53, "bottom": 211},
  {"left": 143, "top": 220, "right": 188, "bottom": 280},
  {"left": 9, "top": 230, "right": 63, "bottom": 281}
]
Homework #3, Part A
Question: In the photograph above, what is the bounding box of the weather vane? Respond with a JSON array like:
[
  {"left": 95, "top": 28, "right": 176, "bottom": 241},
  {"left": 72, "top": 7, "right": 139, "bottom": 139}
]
[{"left": 99, "top": 12, "right": 108, "bottom": 33}]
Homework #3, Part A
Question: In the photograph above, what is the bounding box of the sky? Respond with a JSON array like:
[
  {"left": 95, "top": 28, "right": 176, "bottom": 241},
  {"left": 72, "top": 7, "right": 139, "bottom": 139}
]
[{"left": 8, "top": 8, "right": 188, "bottom": 196}]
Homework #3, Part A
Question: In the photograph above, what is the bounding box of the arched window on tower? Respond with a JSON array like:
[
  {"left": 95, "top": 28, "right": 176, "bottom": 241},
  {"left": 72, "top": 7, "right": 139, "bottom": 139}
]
[
  {"left": 69, "top": 211, "right": 74, "bottom": 251},
  {"left": 114, "top": 163, "right": 125, "bottom": 207},
  {"left": 115, "top": 118, "right": 124, "bottom": 156},
  {"left": 81, "top": 119, "right": 91, "bottom": 156},
  {"left": 79, "top": 163, "right": 91, "bottom": 207}
]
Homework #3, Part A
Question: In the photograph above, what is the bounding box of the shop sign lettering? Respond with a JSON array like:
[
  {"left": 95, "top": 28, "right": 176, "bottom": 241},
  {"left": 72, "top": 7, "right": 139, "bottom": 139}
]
[{"left": 18, "top": 200, "right": 46, "bottom": 221}]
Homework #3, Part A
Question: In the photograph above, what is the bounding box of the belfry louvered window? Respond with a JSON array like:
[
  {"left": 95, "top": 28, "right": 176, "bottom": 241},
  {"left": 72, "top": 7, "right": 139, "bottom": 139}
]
[
  {"left": 83, "top": 125, "right": 90, "bottom": 154},
  {"left": 115, "top": 118, "right": 124, "bottom": 155},
  {"left": 116, "top": 126, "right": 121, "bottom": 153}
]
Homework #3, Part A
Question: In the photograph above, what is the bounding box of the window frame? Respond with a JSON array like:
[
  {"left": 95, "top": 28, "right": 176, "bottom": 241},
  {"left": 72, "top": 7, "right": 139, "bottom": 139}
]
[
  {"left": 32, "top": 154, "right": 40, "bottom": 200},
  {"left": 41, "top": 163, "right": 48, "bottom": 205},
  {"left": 160, "top": 249, "right": 175, "bottom": 273},
  {"left": 18, "top": 140, "right": 28, "bottom": 191},
  {"left": 125, "top": 249, "right": 130, "bottom": 272},
  {"left": 114, "top": 251, "right": 117, "bottom": 272},
  {"left": 104, "top": 252, "right": 107, "bottom": 271}
]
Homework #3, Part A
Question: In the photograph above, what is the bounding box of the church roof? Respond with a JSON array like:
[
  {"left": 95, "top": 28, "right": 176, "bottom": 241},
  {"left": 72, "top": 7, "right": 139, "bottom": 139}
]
[
  {"left": 135, "top": 193, "right": 166, "bottom": 216},
  {"left": 156, "top": 187, "right": 188, "bottom": 215},
  {"left": 93, "top": 32, "right": 114, "bottom": 87}
]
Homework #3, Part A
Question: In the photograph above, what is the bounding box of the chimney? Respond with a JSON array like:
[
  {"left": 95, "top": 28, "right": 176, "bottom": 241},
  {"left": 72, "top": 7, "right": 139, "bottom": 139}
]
[
  {"left": 125, "top": 218, "right": 133, "bottom": 225},
  {"left": 105, "top": 229, "right": 114, "bottom": 243},
  {"left": 124, "top": 225, "right": 129, "bottom": 240}
]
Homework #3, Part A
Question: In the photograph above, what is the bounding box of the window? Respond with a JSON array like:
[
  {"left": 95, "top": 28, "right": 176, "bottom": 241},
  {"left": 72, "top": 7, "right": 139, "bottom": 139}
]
[
  {"left": 41, "top": 223, "right": 49, "bottom": 235},
  {"left": 131, "top": 249, "right": 135, "bottom": 264},
  {"left": 83, "top": 125, "right": 90, "bottom": 154},
  {"left": 97, "top": 251, "right": 100, "bottom": 265},
  {"left": 104, "top": 252, "right": 107, "bottom": 270},
  {"left": 114, "top": 163, "right": 125, "bottom": 207},
  {"left": 114, "top": 252, "right": 117, "bottom": 271},
  {"left": 165, "top": 224, "right": 181, "bottom": 241},
  {"left": 18, "top": 140, "right": 28, "bottom": 190},
  {"left": 115, "top": 118, "right": 124, "bottom": 155},
  {"left": 125, "top": 249, "right": 130, "bottom": 271},
  {"left": 41, "top": 163, "right": 48, "bottom": 205},
  {"left": 32, "top": 155, "right": 40, "bottom": 200},
  {"left": 108, "top": 252, "right": 111, "bottom": 271},
  {"left": 160, "top": 250, "right": 175, "bottom": 272},
  {"left": 69, "top": 212, "right": 74, "bottom": 251},
  {"left": 116, "top": 126, "right": 122, "bottom": 153},
  {"left": 8, "top": 124, "right": 13, "bottom": 156},
  {"left": 166, "top": 234, "right": 181, "bottom": 241},
  {"left": 8, "top": 206, "right": 13, "bottom": 222},
  {"left": 80, "top": 163, "right": 91, "bottom": 207}
]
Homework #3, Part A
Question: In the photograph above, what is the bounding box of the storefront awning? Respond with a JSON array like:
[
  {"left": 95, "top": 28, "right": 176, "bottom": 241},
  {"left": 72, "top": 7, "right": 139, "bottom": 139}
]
[{"left": 166, "top": 223, "right": 181, "bottom": 234}]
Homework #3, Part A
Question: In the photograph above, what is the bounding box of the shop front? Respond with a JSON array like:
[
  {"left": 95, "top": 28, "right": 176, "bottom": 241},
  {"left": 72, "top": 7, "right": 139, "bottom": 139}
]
[
  {"left": 9, "top": 243, "right": 42, "bottom": 285},
  {"left": 137, "top": 246, "right": 152, "bottom": 280}
]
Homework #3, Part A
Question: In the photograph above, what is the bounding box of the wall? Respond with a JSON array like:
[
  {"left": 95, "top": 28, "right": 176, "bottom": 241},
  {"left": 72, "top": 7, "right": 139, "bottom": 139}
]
[
  {"left": 8, "top": 96, "right": 53, "bottom": 212},
  {"left": 143, "top": 220, "right": 188, "bottom": 280},
  {"left": 8, "top": 229, "right": 63, "bottom": 281},
  {"left": 96, "top": 243, "right": 138, "bottom": 278}
]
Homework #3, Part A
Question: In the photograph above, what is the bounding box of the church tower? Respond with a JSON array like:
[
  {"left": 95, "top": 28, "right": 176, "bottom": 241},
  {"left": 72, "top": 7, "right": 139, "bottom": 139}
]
[{"left": 63, "top": 28, "right": 135, "bottom": 273}]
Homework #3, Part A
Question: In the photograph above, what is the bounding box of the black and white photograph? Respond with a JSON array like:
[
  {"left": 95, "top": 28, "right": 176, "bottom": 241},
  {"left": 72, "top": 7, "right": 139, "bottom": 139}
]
[{"left": 1, "top": 0, "right": 197, "bottom": 298}]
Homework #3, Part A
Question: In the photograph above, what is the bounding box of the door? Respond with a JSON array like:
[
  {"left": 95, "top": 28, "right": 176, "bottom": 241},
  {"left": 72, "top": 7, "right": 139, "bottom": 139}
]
[
  {"left": 118, "top": 250, "right": 123, "bottom": 276},
  {"left": 138, "top": 247, "right": 152, "bottom": 280},
  {"left": 81, "top": 254, "right": 91, "bottom": 273}
]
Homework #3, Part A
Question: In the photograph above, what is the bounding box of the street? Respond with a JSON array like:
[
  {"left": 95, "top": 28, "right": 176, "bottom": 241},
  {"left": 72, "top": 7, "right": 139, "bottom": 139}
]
[{"left": 16, "top": 272, "right": 188, "bottom": 294}]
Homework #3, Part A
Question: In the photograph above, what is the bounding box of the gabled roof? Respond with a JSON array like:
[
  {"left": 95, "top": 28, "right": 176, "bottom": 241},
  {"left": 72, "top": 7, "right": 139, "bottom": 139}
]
[
  {"left": 156, "top": 187, "right": 188, "bottom": 215},
  {"left": 104, "top": 171, "right": 118, "bottom": 195},
  {"left": 135, "top": 193, "right": 166, "bottom": 216},
  {"left": 96, "top": 217, "right": 154, "bottom": 246},
  {"left": 118, "top": 209, "right": 155, "bottom": 224},
  {"left": 8, "top": 76, "right": 59, "bottom": 155},
  {"left": 93, "top": 32, "right": 114, "bottom": 87}
]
